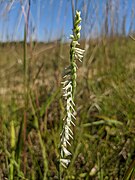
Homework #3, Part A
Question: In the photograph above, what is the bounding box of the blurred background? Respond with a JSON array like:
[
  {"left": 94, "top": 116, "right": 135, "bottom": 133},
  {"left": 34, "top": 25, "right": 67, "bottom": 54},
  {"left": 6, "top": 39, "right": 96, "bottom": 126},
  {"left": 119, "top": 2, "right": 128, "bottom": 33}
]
[
  {"left": 1, "top": 0, "right": 135, "bottom": 179},
  {"left": 0, "top": 0, "right": 134, "bottom": 42}
]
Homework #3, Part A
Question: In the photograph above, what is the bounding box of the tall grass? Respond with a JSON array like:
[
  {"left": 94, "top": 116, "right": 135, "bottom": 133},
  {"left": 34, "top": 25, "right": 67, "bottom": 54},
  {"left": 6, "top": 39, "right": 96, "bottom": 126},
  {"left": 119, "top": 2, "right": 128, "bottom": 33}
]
[
  {"left": 1, "top": 35, "right": 135, "bottom": 180},
  {"left": 1, "top": 1, "right": 135, "bottom": 180}
]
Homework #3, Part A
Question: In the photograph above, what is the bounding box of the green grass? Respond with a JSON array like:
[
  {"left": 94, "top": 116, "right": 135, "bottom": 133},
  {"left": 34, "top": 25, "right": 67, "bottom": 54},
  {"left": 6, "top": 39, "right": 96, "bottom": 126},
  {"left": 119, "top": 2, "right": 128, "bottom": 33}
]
[{"left": 0, "top": 37, "right": 135, "bottom": 179}]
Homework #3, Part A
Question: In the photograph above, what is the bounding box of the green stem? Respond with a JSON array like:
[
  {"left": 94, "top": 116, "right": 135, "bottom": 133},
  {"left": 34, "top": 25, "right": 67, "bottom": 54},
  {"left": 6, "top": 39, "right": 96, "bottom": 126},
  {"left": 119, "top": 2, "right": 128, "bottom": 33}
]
[
  {"left": 70, "top": 41, "right": 77, "bottom": 98},
  {"left": 38, "top": 130, "right": 48, "bottom": 180},
  {"left": 10, "top": 120, "right": 15, "bottom": 180},
  {"left": 23, "top": 24, "right": 28, "bottom": 176},
  {"left": 29, "top": 92, "right": 48, "bottom": 179}
]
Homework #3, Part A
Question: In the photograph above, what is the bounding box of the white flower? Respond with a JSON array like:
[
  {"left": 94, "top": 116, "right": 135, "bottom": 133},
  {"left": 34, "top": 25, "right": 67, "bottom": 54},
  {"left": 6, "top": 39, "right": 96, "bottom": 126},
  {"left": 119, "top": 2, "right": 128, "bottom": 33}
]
[
  {"left": 65, "top": 125, "right": 73, "bottom": 135},
  {"left": 65, "top": 126, "right": 73, "bottom": 139},
  {"left": 75, "top": 47, "right": 85, "bottom": 53},
  {"left": 75, "top": 47, "right": 85, "bottom": 62},
  {"left": 63, "top": 81, "right": 72, "bottom": 91},
  {"left": 60, "top": 10, "right": 84, "bottom": 168},
  {"left": 61, "top": 145, "right": 72, "bottom": 157},
  {"left": 60, "top": 159, "right": 70, "bottom": 168}
]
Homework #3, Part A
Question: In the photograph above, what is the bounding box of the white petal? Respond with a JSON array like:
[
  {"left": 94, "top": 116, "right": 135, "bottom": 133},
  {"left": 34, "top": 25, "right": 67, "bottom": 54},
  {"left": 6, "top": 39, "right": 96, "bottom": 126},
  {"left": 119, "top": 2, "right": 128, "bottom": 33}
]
[
  {"left": 65, "top": 125, "right": 73, "bottom": 135},
  {"left": 71, "top": 113, "right": 76, "bottom": 120},
  {"left": 63, "top": 91, "right": 72, "bottom": 97},
  {"left": 60, "top": 158, "right": 70, "bottom": 168},
  {"left": 67, "top": 97, "right": 75, "bottom": 106},
  {"left": 62, "top": 145, "right": 72, "bottom": 156},
  {"left": 65, "top": 127, "right": 73, "bottom": 139},
  {"left": 62, "top": 137, "right": 71, "bottom": 146},
  {"left": 70, "top": 119, "right": 75, "bottom": 126},
  {"left": 75, "top": 47, "right": 85, "bottom": 53}
]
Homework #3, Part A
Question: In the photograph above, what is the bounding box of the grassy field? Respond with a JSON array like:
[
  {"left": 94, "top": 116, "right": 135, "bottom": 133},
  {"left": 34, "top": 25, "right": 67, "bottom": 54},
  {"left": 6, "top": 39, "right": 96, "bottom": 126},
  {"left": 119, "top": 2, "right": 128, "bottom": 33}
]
[{"left": 0, "top": 37, "right": 135, "bottom": 179}]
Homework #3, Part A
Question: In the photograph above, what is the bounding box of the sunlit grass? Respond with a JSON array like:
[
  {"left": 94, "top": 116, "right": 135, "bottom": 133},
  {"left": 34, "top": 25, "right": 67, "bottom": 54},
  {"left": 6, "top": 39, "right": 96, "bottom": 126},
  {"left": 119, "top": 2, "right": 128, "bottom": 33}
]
[{"left": 0, "top": 36, "right": 135, "bottom": 179}]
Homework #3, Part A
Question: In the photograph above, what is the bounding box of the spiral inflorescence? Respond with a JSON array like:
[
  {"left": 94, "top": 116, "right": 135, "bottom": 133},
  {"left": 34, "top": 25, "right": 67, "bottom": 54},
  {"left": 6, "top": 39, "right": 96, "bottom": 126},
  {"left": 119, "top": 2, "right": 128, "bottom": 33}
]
[{"left": 60, "top": 11, "right": 85, "bottom": 168}]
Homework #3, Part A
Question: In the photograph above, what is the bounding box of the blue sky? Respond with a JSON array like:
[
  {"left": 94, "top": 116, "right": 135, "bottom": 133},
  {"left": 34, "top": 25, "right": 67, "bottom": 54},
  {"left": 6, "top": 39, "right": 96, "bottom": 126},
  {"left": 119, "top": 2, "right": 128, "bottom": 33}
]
[
  {"left": 0, "top": 0, "right": 134, "bottom": 42},
  {"left": 0, "top": 0, "right": 74, "bottom": 41}
]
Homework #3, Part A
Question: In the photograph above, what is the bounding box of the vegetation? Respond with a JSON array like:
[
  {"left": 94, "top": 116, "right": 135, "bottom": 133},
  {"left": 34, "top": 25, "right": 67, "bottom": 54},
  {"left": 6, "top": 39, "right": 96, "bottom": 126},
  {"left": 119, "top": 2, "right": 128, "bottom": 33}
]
[
  {"left": 0, "top": 35, "right": 135, "bottom": 179},
  {"left": 1, "top": 0, "right": 135, "bottom": 179}
]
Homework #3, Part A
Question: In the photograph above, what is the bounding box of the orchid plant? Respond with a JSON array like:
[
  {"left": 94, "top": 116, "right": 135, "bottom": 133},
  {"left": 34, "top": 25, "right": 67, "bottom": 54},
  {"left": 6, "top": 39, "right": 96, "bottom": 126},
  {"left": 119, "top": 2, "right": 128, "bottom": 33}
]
[{"left": 60, "top": 11, "right": 85, "bottom": 168}]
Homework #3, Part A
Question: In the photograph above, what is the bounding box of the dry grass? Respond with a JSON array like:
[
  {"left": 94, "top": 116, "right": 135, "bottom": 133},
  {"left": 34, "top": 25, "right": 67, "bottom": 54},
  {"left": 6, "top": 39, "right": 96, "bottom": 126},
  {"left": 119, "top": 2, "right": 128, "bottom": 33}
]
[{"left": 0, "top": 37, "right": 135, "bottom": 179}]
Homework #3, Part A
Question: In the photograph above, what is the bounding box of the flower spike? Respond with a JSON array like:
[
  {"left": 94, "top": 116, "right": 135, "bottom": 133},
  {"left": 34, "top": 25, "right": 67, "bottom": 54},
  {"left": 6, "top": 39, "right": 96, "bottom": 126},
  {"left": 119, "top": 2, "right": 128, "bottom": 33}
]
[{"left": 60, "top": 10, "right": 85, "bottom": 168}]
